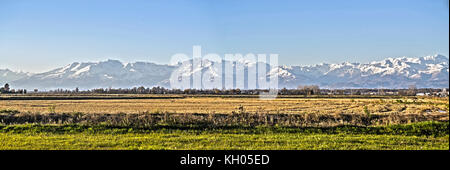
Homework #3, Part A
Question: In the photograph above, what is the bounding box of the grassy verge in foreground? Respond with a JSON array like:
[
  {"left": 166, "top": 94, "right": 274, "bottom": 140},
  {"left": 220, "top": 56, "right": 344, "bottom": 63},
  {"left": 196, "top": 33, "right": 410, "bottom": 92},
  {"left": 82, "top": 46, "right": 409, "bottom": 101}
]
[{"left": 0, "top": 122, "right": 448, "bottom": 150}]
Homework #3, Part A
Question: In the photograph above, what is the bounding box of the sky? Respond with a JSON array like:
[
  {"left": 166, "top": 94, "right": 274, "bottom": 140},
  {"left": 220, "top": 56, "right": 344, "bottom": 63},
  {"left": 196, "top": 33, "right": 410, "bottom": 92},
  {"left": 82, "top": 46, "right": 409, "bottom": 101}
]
[{"left": 0, "top": 0, "right": 448, "bottom": 73}]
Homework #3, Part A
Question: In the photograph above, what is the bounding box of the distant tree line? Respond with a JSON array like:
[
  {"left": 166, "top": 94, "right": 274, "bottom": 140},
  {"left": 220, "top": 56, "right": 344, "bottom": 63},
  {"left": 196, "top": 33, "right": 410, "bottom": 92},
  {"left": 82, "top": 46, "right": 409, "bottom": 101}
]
[
  {"left": 4, "top": 81, "right": 446, "bottom": 97},
  {"left": 39, "top": 85, "right": 449, "bottom": 97},
  {"left": 0, "top": 83, "right": 27, "bottom": 94}
]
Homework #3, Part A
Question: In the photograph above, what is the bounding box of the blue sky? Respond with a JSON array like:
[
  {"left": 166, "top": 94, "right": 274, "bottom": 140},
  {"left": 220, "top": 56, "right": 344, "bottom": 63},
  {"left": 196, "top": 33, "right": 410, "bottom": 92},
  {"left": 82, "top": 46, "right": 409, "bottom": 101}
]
[{"left": 0, "top": 0, "right": 448, "bottom": 72}]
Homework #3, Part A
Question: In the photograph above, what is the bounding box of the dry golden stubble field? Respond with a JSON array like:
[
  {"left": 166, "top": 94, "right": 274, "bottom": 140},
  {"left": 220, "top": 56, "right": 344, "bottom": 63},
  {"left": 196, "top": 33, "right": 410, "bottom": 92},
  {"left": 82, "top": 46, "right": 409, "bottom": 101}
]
[
  {"left": 0, "top": 95, "right": 448, "bottom": 117},
  {"left": 0, "top": 95, "right": 448, "bottom": 150}
]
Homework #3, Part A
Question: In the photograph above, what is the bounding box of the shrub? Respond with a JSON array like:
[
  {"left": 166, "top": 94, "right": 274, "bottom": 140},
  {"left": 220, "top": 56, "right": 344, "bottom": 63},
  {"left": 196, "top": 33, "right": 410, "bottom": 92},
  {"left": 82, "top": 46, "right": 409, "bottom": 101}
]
[
  {"left": 363, "top": 106, "right": 370, "bottom": 116},
  {"left": 0, "top": 109, "right": 20, "bottom": 115}
]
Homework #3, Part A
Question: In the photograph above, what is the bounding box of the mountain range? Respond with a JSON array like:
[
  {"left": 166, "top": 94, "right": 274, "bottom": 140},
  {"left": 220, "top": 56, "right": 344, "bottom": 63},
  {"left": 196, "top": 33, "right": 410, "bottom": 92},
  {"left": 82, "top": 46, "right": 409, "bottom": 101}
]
[{"left": 1, "top": 54, "right": 448, "bottom": 90}]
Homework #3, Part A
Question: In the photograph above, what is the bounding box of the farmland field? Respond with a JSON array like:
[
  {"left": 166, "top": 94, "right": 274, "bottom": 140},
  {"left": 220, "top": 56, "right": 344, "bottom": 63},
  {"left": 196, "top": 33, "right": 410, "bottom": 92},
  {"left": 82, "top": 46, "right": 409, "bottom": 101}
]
[
  {"left": 1, "top": 94, "right": 448, "bottom": 115},
  {"left": 0, "top": 94, "right": 448, "bottom": 150}
]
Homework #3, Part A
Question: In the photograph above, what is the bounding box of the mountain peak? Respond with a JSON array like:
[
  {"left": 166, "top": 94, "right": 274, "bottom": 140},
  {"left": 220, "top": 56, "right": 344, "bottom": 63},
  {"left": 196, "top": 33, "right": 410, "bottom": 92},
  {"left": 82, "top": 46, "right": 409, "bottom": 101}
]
[
  {"left": 2, "top": 54, "right": 449, "bottom": 90},
  {"left": 422, "top": 54, "right": 448, "bottom": 61},
  {"left": 97, "top": 59, "right": 124, "bottom": 66}
]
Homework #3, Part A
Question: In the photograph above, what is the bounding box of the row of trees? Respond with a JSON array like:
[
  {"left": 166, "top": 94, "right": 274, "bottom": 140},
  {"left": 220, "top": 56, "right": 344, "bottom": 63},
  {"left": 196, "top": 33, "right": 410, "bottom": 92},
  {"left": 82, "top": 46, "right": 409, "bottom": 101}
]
[
  {"left": 42, "top": 85, "right": 448, "bottom": 96},
  {"left": 0, "top": 83, "right": 28, "bottom": 94},
  {"left": 6, "top": 82, "right": 446, "bottom": 96},
  {"left": 50, "top": 86, "right": 264, "bottom": 95}
]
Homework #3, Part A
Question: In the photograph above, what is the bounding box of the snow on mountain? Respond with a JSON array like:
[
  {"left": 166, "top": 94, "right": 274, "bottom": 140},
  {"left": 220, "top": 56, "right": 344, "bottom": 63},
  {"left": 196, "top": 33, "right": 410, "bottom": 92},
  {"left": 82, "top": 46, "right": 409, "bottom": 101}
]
[
  {"left": 276, "top": 54, "right": 449, "bottom": 88},
  {"left": 10, "top": 60, "right": 177, "bottom": 90},
  {"left": 3, "top": 54, "right": 449, "bottom": 90},
  {"left": 0, "top": 69, "right": 30, "bottom": 84}
]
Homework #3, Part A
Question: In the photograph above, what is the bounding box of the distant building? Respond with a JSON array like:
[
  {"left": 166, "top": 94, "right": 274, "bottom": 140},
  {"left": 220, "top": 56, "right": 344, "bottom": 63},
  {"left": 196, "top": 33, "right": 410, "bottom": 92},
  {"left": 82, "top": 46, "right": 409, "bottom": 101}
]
[
  {"left": 386, "top": 92, "right": 395, "bottom": 95},
  {"left": 437, "top": 88, "right": 448, "bottom": 97},
  {"left": 416, "top": 93, "right": 425, "bottom": 96}
]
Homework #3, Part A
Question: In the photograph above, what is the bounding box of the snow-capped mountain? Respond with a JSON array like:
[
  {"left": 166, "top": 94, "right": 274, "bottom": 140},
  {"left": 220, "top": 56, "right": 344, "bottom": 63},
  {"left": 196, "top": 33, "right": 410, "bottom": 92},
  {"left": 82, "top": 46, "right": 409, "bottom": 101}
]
[
  {"left": 10, "top": 60, "right": 177, "bottom": 90},
  {"left": 276, "top": 54, "right": 449, "bottom": 88},
  {"left": 0, "top": 69, "right": 30, "bottom": 83},
  {"left": 2, "top": 54, "right": 448, "bottom": 90}
]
